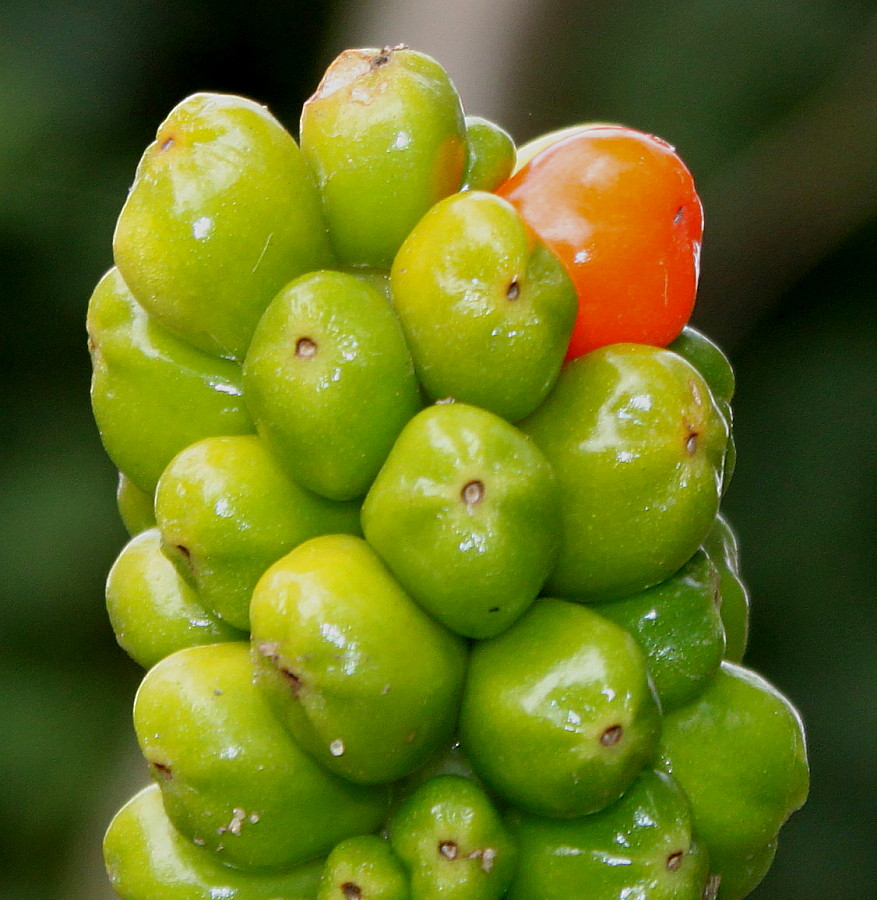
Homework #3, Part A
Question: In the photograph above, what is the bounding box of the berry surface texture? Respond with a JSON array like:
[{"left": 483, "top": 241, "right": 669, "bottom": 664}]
[{"left": 88, "top": 44, "right": 808, "bottom": 900}]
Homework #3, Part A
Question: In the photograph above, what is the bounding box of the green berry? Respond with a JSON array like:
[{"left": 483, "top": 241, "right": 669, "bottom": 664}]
[
  {"left": 362, "top": 403, "right": 560, "bottom": 638},
  {"left": 460, "top": 116, "right": 516, "bottom": 191},
  {"left": 250, "top": 534, "right": 468, "bottom": 784},
  {"left": 597, "top": 550, "right": 726, "bottom": 711},
  {"left": 243, "top": 270, "right": 421, "bottom": 501},
  {"left": 116, "top": 472, "right": 156, "bottom": 536},
  {"left": 390, "top": 191, "right": 576, "bottom": 421},
  {"left": 504, "top": 769, "right": 709, "bottom": 900},
  {"left": 300, "top": 47, "right": 466, "bottom": 267},
  {"left": 521, "top": 344, "right": 729, "bottom": 600},
  {"left": 133, "top": 642, "right": 390, "bottom": 870},
  {"left": 318, "top": 836, "right": 410, "bottom": 900},
  {"left": 154, "top": 434, "right": 361, "bottom": 631},
  {"left": 669, "top": 325, "right": 736, "bottom": 403},
  {"left": 389, "top": 776, "right": 517, "bottom": 899},
  {"left": 702, "top": 513, "right": 750, "bottom": 662},
  {"left": 104, "top": 784, "right": 325, "bottom": 900},
  {"left": 106, "top": 528, "right": 245, "bottom": 668},
  {"left": 460, "top": 598, "right": 662, "bottom": 818},
  {"left": 659, "top": 662, "right": 809, "bottom": 898},
  {"left": 114, "top": 92, "right": 334, "bottom": 359},
  {"left": 87, "top": 267, "right": 253, "bottom": 493}
]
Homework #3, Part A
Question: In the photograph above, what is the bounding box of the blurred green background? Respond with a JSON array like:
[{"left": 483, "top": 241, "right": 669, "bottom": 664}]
[{"left": 1, "top": 1, "right": 874, "bottom": 897}]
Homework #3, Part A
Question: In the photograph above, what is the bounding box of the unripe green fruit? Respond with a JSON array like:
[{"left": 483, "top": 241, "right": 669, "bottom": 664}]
[
  {"left": 114, "top": 92, "right": 333, "bottom": 359},
  {"left": 116, "top": 472, "right": 156, "bottom": 536},
  {"left": 389, "top": 776, "right": 517, "bottom": 900},
  {"left": 597, "top": 549, "right": 726, "bottom": 711},
  {"left": 461, "top": 116, "right": 516, "bottom": 191},
  {"left": 243, "top": 270, "right": 421, "bottom": 501},
  {"left": 300, "top": 46, "right": 466, "bottom": 267},
  {"left": 521, "top": 344, "right": 729, "bottom": 600},
  {"left": 106, "top": 528, "right": 245, "bottom": 668},
  {"left": 133, "top": 642, "right": 390, "bottom": 870},
  {"left": 87, "top": 267, "right": 253, "bottom": 493},
  {"left": 362, "top": 402, "right": 560, "bottom": 638},
  {"left": 155, "top": 435, "right": 361, "bottom": 630},
  {"left": 460, "top": 598, "right": 662, "bottom": 818},
  {"left": 318, "top": 836, "right": 410, "bottom": 900},
  {"left": 702, "top": 513, "right": 750, "bottom": 662},
  {"left": 250, "top": 534, "right": 468, "bottom": 784},
  {"left": 391, "top": 191, "right": 576, "bottom": 422},
  {"left": 659, "top": 662, "right": 809, "bottom": 898},
  {"left": 104, "top": 784, "right": 325, "bottom": 900},
  {"left": 504, "top": 769, "right": 709, "bottom": 900},
  {"left": 669, "top": 325, "right": 736, "bottom": 403}
]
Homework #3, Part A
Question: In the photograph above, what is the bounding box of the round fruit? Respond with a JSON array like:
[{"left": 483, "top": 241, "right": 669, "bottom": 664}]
[
  {"left": 300, "top": 46, "right": 466, "bottom": 268},
  {"left": 243, "top": 270, "right": 421, "bottom": 501},
  {"left": 505, "top": 769, "right": 708, "bottom": 900},
  {"left": 250, "top": 534, "right": 468, "bottom": 784},
  {"left": 87, "top": 266, "right": 253, "bottom": 493},
  {"left": 106, "top": 528, "right": 245, "bottom": 669},
  {"left": 521, "top": 344, "right": 728, "bottom": 600},
  {"left": 362, "top": 402, "right": 560, "bottom": 638},
  {"left": 460, "top": 598, "right": 662, "bottom": 818},
  {"left": 659, "top": 662, "right": 809, "bottom": 898},
  {"left": 461, "top": 115, "right": 516, "bottom": 191},
  {"left": 496, "top": 124, "right": 703, "bottom": 358},
  {"left": 114, "top": 92, "right": 334, "bottom": 359},
  {"left": 388, "top": 775, "right": 517, "bottom": 899},
  {"left": 133, "top": 642, "right": 390, "bottom": 870},
  {"left": 390, "top": 191, "right": 577, "bottom": 421}
]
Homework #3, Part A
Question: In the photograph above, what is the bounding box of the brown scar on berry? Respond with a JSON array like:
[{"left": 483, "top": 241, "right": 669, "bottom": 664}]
[
  {"left": 151, "top": 761, "right": 173, "bottom": 780},
  {"left": 685, "top": 429, "right": 700, "bottom": 455},
  {"left": 462, "top": 480, "right": 485, "bottom": 505},
  {"left": 295, "top": 336, "right": 318, "bottom": 358},
  {"left": 506, "top": 278, "right": 521, "bottom": 300},
  {"left": 341, "top": 883, "right": 362, "bottom": 900},
  {"left": 600, "top": 724, "right": 624, "bottom": 746},
  {"left": 439, "top": 840, "right": 459, "bottom": 860},
  {"left": 667, "top": 850, "right": 684, "bottom": 870},
  {"left": 257, "top": 642, "right": 304, "bottom": 696},
  {"left": 674, "top": 206, "right": 685, "bottom": 224}
]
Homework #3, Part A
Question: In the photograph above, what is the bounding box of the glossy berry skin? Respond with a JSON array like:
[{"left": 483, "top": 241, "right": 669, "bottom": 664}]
[
  {"left": 116, "top": 473, "right": 156, "bottom": 536},
  {"left": 243, "top": 270, "right": 421, "bottom": 501},
  {"left": 114, "top": 93, "right": 334, "bottom": 360},
  {"left": 521, "top": 344, "right": 728, "bottom": 601},
  {"left": 460, "top": 116, "right": 516, "bottom": 192},
  {"left": 362, "top": 403, "right": 561, "bottom": 639},
  {"left": 659, "top": 662, "right": 809, "bottom": 899},
  {"left": 104, "top": 784, "right": 325, "bottom": 900},
  {"left": 106, "top": 528, "right": 245, "bottom": 669},
  {"left": 496, "top": 125, "right": 703, "bottom": 358},
  {"left": 388, "top": 775, "right": 517, "bottom": 899},
  {"left": 318, "top": 835, "right": 410, "bottom": 900},
  {"left": 597, "top": 549, "right": 726, "bottom": 712},
  {"left": 460, "top": 598, "right": 661, "bottom": 818},
  {"left": 87, "top": 267, "right": 253, "bottom": 493},
  {"left": 250, "top": 534, "right": 468, "bottom": 784},
  {"left": 702, "top": 514, "right": 750, "bottom": 662},
  {"left": 133, "top": 642, "right": 390, "bottom": 871},
  {"left": 668, "top": 325, "right": 735, "bottom": 403},
  {"left": 505, "top": 769, "right": 709, "bottom": 900},
  {"left": 155, "top": 435, "right": 361, "bottom": 630},
  {"left": 390, "top": 192, "right": 577, "bottom": 422},
  {"left": 300, "top": 47, "right": 466, "bottom": 268}
]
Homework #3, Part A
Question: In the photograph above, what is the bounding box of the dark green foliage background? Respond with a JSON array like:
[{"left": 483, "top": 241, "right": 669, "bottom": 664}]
[{"left": 0, "top": 2, "right": 873, "bottom": 897}]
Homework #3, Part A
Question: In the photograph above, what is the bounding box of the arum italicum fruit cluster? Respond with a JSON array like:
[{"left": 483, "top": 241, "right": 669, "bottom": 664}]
[{"left": 89, "top": 45, "right": 808, "bottom": 900}]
